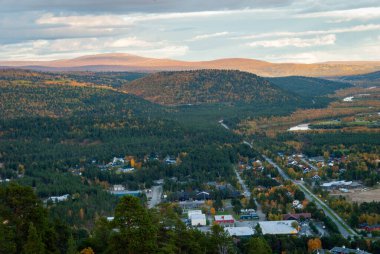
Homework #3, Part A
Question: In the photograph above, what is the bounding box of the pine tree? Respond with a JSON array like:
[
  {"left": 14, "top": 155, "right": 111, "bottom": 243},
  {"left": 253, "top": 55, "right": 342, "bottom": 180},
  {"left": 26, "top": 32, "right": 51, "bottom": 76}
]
[
  {"left": 66, "top": 234, "right": 77, "bottom": 254},
  {"left": 23, "top": 223, "right": 45, "bottom": 254},
  {"left": 246, "top": 237, "right": 272, "bottom": 254}
]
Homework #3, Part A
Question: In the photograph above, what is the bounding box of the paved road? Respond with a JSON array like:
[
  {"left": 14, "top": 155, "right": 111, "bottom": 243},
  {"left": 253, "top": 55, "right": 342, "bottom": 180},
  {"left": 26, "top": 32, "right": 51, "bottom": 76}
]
[
  {"left": 219, "top": 120, "right": 230, "bottom": 130},
  {"left": 234, "top": 166, "right": 251, "bottom": 198},
  {"left": 262, "top": 154, "right": 358, "bottom": 239},
  {"left": 233, "top": 166, "right": 266, "bottom": 221},
  {"left": 148, "top": 185, "right": 163, "bottom": 209}
]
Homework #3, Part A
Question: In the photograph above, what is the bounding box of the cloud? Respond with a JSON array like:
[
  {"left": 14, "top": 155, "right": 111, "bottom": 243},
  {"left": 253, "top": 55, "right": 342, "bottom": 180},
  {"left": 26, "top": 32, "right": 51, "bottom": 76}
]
[
  {"left": 236, "top": 24, "right": 380, "bottom": 40},
  {"left": 36, "top": 9, "right": 281, "bottom": 28},
  {"left": 36, "top": 13, "right": 129, "bottom": 28},
  {"left": 0, "top": 37, "right": 188, "bottom": 60},
  {"left": 264, "top": 42, "right": 380, "bottom": 63},
  {"left": 296, "top": 7, "right": 380, "bottom": 22},
  {"left": 0, "top": 0, "right": 293, "bottom": 14},
  {"left": 247, "top": 34, "right": 336, "bottom": 48},
  {"left": 189, "top": 32, "right": 229, "bottom": 41}
]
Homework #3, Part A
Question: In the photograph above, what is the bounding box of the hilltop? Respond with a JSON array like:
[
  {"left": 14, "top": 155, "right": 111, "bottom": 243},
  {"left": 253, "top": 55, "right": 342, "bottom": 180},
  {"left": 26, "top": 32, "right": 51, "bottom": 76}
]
[
  {"left": 2, "top": 53, "right": 380, "bottom": 77},
  {"left": 122, "top": 69, "right": 298, "bottom": 105}
]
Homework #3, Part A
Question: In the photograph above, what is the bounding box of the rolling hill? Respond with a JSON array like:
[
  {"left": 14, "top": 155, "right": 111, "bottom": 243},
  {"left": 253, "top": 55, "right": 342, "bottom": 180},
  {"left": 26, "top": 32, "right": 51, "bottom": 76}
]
[
  {"left": 336, "top": 71, "right": 380, "bottom": 87},
  {"left": 0, "top": 69, "right": 162, "bottom": 119},
  {"left": 2, "top": 53, "right": 380, "bottom": 77},
  {"left": 268, "top": 76, "right": 352, "bottom": 97},
  {"left": 122, "top": 69, "right": 299, "bottom": 105}
]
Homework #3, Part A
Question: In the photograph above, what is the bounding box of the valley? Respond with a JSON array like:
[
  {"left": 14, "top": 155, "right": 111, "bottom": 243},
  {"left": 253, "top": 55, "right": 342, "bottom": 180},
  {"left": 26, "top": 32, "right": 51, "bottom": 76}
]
[{"left": 1, "top": 68, "right": 379, "bottom": 253}]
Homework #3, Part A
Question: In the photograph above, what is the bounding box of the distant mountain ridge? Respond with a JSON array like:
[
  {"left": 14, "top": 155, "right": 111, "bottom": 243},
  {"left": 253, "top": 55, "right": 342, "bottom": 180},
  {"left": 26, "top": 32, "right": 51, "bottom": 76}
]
[{"left": 2, "top": 53, "right": 380, "bottom": 77}]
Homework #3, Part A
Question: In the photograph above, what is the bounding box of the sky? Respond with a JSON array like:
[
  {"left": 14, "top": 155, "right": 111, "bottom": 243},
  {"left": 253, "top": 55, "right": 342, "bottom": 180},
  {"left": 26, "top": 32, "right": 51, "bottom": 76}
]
[{"left": 1, "top": 0, "right": 380, "bottom": 63}]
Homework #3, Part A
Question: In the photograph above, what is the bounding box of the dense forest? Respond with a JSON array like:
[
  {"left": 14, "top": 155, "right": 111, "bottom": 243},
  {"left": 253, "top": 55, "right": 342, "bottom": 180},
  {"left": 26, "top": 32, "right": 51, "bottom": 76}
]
[
  {"left": 123, "top": 70, "right": 301, "bottom": 105},
  {"left": 338, "top": 70, "right": 380, "bottom": 87},
  {"left": 268, "top": 76, "right": 352, "bottom": 97}
]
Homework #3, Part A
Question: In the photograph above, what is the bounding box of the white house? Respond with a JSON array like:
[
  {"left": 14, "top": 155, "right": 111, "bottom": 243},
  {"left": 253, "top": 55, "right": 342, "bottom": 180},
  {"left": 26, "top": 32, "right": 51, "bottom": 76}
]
[
  {"left": 190, "top": 213, "right": 207, "bottom": 226},
  {"left": 188, "top": 210, "right": 202, "bottom": 219},
  {"left": 47, "top": 194, "right": 69, "bottom": 203},
  {"left": 112, "top": 185, "right": 125, "bottom": 191}
]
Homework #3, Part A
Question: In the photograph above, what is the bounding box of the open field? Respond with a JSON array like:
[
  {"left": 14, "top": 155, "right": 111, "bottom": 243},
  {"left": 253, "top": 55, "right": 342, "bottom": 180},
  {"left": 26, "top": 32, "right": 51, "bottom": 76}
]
[
  {"left": 240, "top": 87, "right": 380, "bottom": 135},
  {"left": 332, "top": 188, "right": 380, "bottom": 203}
]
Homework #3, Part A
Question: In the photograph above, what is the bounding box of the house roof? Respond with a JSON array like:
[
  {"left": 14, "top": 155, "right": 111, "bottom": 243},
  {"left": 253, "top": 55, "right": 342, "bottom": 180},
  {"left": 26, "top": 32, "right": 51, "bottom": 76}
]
[
  {"left": 321, "top": 180, "right": 352, "bottom": 187},
  {"left": 214, "top": 215, "right": 234, "bottom": 222},
  {"left": 330, "top": 247, "right": 371, "bottom": 254},
  {"left": 190, "top": 214, "right": 206, "bottom": 221},
  {"left": 188, "top": 210, "right": 202, "bottom": 218},
  {"left": 283, "top": 213, "right": 311, "bottom": 220},
  {"left": 259, "top": 220, "right": 298, "bottom": 235},
  {"left": 224, "top": 227, "right": 254, "bottom": 237}
]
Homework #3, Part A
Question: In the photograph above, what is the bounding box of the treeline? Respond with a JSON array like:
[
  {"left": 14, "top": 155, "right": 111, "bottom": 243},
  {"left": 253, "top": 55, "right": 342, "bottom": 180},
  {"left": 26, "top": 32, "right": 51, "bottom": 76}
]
[
  {"left": 0, "top": 183, "right": 274, "bottom": 254},
  {"left": 4, "top": 183, "right": 380, "bottom": 254}
]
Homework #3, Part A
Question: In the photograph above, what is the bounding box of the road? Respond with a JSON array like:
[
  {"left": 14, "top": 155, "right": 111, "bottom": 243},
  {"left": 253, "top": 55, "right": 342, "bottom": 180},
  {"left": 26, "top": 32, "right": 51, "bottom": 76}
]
[
  {"left": 262, "top": 154, "right": 358, "bottom": 239},
  {"left": 300, "top": 158, "right": 318, "bottom": 171},
  {"left": 218, "top": 120, "right": 230, "bottom": 130},
  {"left": 233, "top": 166, "right": 266, "bottom": 221},
  {"left": 225, "top": 124, "right": 355, "bottom": 236},
  {"left": 234, "top": 166, "right": 251, "bottom": 198},
  {"left": 148, "top": 185, "right": 163, "bottom": 209}
]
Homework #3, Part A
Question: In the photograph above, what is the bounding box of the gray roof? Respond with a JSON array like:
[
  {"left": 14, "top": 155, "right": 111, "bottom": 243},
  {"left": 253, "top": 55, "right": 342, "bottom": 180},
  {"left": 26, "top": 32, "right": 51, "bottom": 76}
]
[{"left": 331, "top": 247, "right": 371, "bottom": 254}]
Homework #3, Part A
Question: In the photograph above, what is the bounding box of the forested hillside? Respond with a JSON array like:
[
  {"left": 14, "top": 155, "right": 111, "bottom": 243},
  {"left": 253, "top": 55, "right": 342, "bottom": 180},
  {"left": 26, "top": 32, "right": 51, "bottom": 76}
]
[
  {"left": 338, "top": 71, "right": 380, "bottom": 87},
  {"left": 268, "top": 76, "right": 352, "bottom": 97},
  {"left": 123, "top": 70, "right": 300, "bottom": 105}
]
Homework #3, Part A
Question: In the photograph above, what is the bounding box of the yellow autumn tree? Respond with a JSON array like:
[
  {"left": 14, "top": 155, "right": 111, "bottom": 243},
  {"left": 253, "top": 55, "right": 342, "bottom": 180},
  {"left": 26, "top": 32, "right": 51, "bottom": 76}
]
[
  {"left": 80, "top": 247, "right": 95, "bottom": 254},
  {"left": 307, "top": 238, "right": 322, "bottom": 252},
  {"left": 79, "top": 208, "right": 85, "bottom": 220},
  {"left": 130, "top": 158, "right": 136, "bottom": 167}
]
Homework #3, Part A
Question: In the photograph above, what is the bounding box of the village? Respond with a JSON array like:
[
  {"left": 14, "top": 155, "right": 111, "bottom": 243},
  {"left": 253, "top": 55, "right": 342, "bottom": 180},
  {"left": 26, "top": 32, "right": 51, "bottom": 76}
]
[{"left": 43, "top": 149, "right": 378, "bottom": 254}]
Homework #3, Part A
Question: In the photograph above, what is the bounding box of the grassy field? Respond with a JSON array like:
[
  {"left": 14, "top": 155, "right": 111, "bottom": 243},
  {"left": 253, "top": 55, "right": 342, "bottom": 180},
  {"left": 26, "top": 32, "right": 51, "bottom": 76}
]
[{"left": 332, "top": 188, "right": 380, "bottom": 203}]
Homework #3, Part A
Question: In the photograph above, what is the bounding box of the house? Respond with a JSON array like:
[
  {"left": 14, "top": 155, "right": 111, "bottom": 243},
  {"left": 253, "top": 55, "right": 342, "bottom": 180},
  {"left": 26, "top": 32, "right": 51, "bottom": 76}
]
[
  {"left": 292, "top": 200, "right": 300, "bottom": 207},
  {"left": 321, "top": 180, "right": 353, "bottom": 189},
  {"left": 111, "top": 185, "right": 125, "bottom": 191},
  {"left": 188, "top": 210, "right": 202, "bottom": 218},
  {"left": 360, "top": 224, "right": 380, "bottom": 232},
  {"left": 225, "top": 227, "right": 255, "bottom": 237},
  {"left": 196, "top": 191, "right": 210, "bottom": 200},
  {"left": 46, "top": 194, "right": 69, "bottom": 203},
  {"left": 190, "top": 213, "right": 207, "bottom": 226},
  {"left": 283, "top": 213, "right": 311, "bottom": 221},
  {"left": 188, "top": 210, "right": 206, "bottom": 226},
  {"left": 112, "top": 157, "right": 125, "bottom": 166},
  {"left": 330, "top": 246, "right": 371, "bottom": 254},
  {"left": 258, "top": 221, "right": 299, "bottom": 235},
  {"left": 165, "top": 155, "right": 177, "bottom": 165},
  {"left": 117, "top": 167, "right": 135, "bottom": 173},
  {"left": 312, "top": 175, "right": 321, "bottom": 181},
  {"left": 214, "top": 215, "right": 235, "bottom": 227}
]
